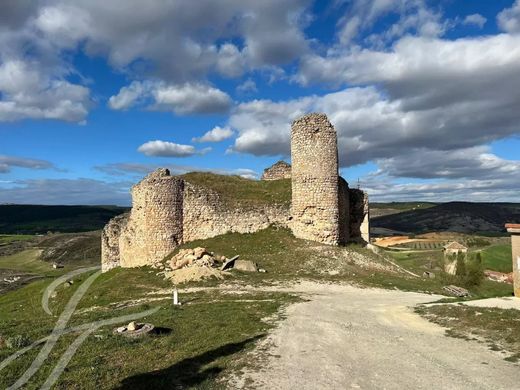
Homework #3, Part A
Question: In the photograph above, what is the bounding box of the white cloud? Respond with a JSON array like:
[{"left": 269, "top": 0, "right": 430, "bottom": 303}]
[
  {"left": 152, "top": 83, "right": 231, "bottom": 115},
  {"left": 0, "top": 59, "right": 91, "bottom": 122},
  {"left": 336, "top": 0, "right": 446, "bottom": 47},
  {"left": 0, "top": 155, "right": 55, "bottom": 173},
  {"left": 498, "top": 0, "right": 520, "bottom": 33},
  {"left": 109, "top": 82, "right": 231, "bottom": 115},
  {"left": 236, "top": 78, "right": 258, "bottom": 94},
  {"left": 192, "top": 126, "right": 234, "bottom": 143},
  {"left": 137, "top": 141, "right": 198, "bottom": 157},
  {"left": 108, "top": 81, "right": 150, "bottom": 110},
  {"left": 463, "top": 14, "right": 486, "bottom": 28}
]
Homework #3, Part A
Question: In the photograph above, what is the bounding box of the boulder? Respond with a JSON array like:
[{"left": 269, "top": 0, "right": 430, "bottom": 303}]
[
  {"left": 234, "top": 260, "right": 258, "bottom": 272},
  {"left": 193, "top": 247, "right": 207, "bottom": 259}
]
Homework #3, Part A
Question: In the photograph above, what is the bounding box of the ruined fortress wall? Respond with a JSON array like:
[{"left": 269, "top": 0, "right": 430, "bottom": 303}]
[
  {"left": 101, "top": 174, "right": 290, "bottom": 271},
  {"left": 338, "top": 178, "right": 350, "bottom": 244},
  {"left": 118, "top": 169, "right": 184, "bottom": 268},
  {"left": 290, "top": 113, "right": 341, "bottom": 245},
  {"left": 101, "top": 213, "right": 129, "bottom": 272},
  {"left": 348, "top": 189, "right": 370, "bottom": 243},
  {"left": 261, "top": 161, "right": 292, "bottom": 181},
  {"left": 183, "top": 182, "right": 290, "bottom": 242}
]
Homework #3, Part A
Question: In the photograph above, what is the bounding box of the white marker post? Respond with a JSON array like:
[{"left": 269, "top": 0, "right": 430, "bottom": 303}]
[{"left": 173, "top": 288, "right": 181, "bottom": 305}]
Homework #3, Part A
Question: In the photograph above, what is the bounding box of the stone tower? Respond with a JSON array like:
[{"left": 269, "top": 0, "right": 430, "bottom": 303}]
[
  {"left": 290, "top": 113, "right": 342, "bottom": 245},
  {"left": 117, "top": 168, "right": 184, "bottom": 268}
]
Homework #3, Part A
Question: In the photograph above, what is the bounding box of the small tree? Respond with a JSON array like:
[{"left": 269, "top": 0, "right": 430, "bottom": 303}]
[
  {"left": 465, "top": 252, "right": 484, "bottom": 287},
  {"left": 455, "top": 251, "right": 466, "bottom": 278}
]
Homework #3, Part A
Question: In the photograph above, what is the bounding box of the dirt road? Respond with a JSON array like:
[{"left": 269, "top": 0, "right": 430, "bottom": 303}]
[{"left": 234, "top": 283, "right": 520, "bottom": 389}]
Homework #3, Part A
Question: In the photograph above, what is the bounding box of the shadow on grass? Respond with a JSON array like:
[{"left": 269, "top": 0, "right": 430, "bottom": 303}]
[{"left": 114, "top": 335, "right": 264, "bottom": 389}]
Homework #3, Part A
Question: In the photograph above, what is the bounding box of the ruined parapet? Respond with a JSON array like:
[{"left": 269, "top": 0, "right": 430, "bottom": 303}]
[
  {"left": 101, "top": 212, "right": 129, "bottom": 272},
  {"left": 118, "top": 169, "right": 184, "bottom": 268},
  {"left": 261, "top": 161, "right": 291, "bottom": 181},
  {"left": 290, "top": 113, "right": 341, "bottom": 245},
  {"left": 505, "top": 224, "right": 520, "bottom": 297},
  {"left": 183, "top": 182, "right": 290, "bottom": 242},
  {"left": 348, "top": 189, "right": 370, "bottom": 244}
]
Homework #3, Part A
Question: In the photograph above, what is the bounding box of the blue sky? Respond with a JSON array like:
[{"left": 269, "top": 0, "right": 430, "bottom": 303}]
[{"left": 1, "top": 0, "right": 520, "bottom": 205}]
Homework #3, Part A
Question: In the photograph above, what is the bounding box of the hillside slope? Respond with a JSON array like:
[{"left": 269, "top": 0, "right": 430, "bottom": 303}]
[
  {"left": 371, "top": 202, "right": 520, "bottom": 234},
  {"left": 0, "top": 205, "right": 128, "bottom": 234}
]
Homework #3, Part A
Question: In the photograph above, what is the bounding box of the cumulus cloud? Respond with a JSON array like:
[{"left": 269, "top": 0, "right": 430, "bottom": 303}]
[
  {"left": 192, "top": 126, "right": 234, "bottom": 143},
  {"left": 31, "top": 1, "right": 310, "bottom": 81},
  {"left": 152, "top": 83, "right": 231, "bottom": 115},
  {"left": 0, "top": 0, "right": 312, "bottom": 122},
  {"left": 0, "top": 155, "right": 55, "bottom": 173},
  {"left": 498, "top": 0, "right": 520, "bottom": 33},
  {"left": 0, "top": 179, "right": 131, "bottom": 205},
  {"left": 228, "top": 82, "right": 520, "bottom": 167},
  {"left": 137, "top": 141, "right": 199, "bottom": 157},
  {"left": 109, "top": 82, "right": 231, "bottom": 114},
  {"left": 0, "top": 60, "right": 91, "bottom": 122},
  {"left": 335, "top": 0, "right": 446, "bottom": 46},
  {"left": 463, "top": 14, "right": 487, "bottom": 28},
  {"left": 374, "top": 146, "right": 520, "bottom": 180}
]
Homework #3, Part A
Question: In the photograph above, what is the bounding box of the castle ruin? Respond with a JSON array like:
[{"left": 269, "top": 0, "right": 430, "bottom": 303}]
[
  {"left": 261, "top": 160, "right": 291, "bottom": 181},
  {"left": 101, "top": 113, "right": 369, "bottom": 271}
]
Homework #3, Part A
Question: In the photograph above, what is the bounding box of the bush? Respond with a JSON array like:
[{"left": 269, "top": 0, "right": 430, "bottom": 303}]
[{"left": 6, "top": 334, "right": 31, "bottom": 349}]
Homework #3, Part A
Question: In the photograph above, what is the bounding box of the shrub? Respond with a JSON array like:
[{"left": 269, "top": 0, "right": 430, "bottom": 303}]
[{"left": 6, "top": 334, "right": 31, "bottom": 349}]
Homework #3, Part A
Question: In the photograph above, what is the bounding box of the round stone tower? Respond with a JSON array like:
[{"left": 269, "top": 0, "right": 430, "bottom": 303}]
[
  {"left": 290, "top": 113, "right": 340, "bottom": 245},
  {"left": 119, "top": 168, "right": 184, "bottom": 268}
]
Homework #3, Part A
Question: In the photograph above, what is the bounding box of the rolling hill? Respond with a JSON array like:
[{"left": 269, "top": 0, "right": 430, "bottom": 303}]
[
  {"left": 0, "top": 205, "right": 128, "bottom": 234},
  {"left": 371, "top": 202, "right": 520, "bottom": 235}
]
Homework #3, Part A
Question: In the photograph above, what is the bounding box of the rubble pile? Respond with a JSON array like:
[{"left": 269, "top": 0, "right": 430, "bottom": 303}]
[{"left": 156, "top": 247, "right": 263, "bottom": 284}]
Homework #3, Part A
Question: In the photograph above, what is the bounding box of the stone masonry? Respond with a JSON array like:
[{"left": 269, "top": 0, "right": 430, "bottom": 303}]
[
  {"left": 290, "top": 113, "right": 343, "bottom": 245},
  {"left": 506, "top": 224, "right": 520, "bottom": 297},
  {"left": 261, "top": 161, "right": 291, "bottom": 181},
  {"left": 101, "top": 112, "right": 369, "bottom": 271}
]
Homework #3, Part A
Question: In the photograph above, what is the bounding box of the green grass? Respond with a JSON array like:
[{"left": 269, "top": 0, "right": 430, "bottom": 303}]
[
  {"left": 416, "top": 304, "right": 520, "bottom": 361},
  {"left": 0, "top": 249, "right": 52, "bottom": 274},
  {"left": 481, "top": 244, "right": 512, "bottom": 273},
  {"left": 182, "top": 172, "right": 291, "bottom": 208},
  {"left": 0, "top": 267, "right": 297, "bottom": 389},
  {"left": 0, "top": 235, "right": 35, "bottom": 245}
]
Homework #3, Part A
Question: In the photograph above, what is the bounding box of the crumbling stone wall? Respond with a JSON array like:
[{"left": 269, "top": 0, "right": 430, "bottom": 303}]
[
  {"left": 261, "top": 161, "right": 291, "bottom": 181},
  {"left": 102, "top": 171, "right": 290, "bottom": 271},
  {"left": 102, "top": 169, "right": 184, "bottom": 271},
  {"left": 338, "top": 177, "right": 350, "bottom": 243},
  {"left": 349, "top": 189, "right": 370, "bottom": 243},
  {"left": 101, "top": 213, "right": 129, "bottom": 271},
  {"left": 290, "top": 113, "right": 342, "bottom": 245},
  {"left": 183, "top": 183, "right": 289, "bottom": 241}
]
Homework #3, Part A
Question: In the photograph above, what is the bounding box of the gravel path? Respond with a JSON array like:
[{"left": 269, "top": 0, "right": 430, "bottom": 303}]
[{"left": 234, "top": 283, "right": 520, "bottom": 389}]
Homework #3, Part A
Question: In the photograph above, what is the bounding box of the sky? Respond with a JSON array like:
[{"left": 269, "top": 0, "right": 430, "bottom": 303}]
[{"left": 1, "top": 0, "right": 520, "bottom": 206}]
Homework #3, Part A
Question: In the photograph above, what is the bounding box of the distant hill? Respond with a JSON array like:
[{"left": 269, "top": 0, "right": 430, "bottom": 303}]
[
  {"left": 0, "top": 205, "right": 129, "bottom": 234},
  {"left": 371, "top": 202, "right": 520, "bottom": 235}
]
